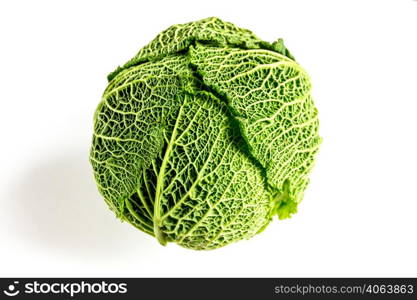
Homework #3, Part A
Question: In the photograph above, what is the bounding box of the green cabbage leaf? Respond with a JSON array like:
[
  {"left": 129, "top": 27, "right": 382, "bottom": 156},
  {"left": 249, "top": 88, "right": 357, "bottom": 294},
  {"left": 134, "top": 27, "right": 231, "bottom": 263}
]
[{"left": 90, "top": 17, "right": 321, "bottom": 250}]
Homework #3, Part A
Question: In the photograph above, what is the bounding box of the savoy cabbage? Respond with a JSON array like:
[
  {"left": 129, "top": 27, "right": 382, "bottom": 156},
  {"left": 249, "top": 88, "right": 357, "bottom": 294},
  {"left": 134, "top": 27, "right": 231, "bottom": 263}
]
[{"left": 90, "top": 17, "right": 321, "bottom": 250}]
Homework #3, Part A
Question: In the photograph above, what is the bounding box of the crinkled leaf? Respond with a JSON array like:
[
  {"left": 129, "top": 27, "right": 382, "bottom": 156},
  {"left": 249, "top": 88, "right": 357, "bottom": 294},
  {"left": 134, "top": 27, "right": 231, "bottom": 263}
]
[{"left": 90, "top": 17, "right": 321, "bottom": 250}]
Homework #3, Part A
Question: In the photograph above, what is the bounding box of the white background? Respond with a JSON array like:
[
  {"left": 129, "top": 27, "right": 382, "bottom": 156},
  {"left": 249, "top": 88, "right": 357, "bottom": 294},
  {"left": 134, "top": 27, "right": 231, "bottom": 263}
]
[{"left": 1, "top": 0, "right": 416, "bottom": 277}]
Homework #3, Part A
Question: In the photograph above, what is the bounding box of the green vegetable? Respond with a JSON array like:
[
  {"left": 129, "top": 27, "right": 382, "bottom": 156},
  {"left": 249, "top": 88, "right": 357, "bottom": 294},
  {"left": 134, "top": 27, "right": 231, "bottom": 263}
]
[{"left": 90, "top": 17, "right": 321, "bottom": 250}]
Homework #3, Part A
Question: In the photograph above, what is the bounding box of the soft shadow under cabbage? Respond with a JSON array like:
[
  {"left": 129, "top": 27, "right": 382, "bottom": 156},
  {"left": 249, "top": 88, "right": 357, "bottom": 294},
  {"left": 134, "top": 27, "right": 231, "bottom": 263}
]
[{"left": 6, "top": 152, "right": 152, "bottom": 260}]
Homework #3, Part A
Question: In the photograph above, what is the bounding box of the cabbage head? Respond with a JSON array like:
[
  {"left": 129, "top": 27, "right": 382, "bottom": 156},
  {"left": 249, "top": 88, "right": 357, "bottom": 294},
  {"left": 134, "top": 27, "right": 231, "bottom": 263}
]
[{"left": 90, "top": 17, "right": 321, "bottom": 250}]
